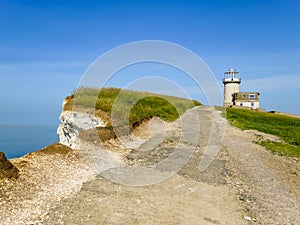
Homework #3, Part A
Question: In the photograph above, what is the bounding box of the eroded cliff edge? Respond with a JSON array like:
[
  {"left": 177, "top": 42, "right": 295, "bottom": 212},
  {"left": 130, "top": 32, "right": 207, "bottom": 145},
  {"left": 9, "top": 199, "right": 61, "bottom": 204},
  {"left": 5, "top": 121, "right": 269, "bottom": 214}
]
[
  {"left": 57, "top": 97, "right": 107, "bottom": 147},
  {"left": 56, "top": 96, "right": 128, "bottom": 174},
  {"left": 57, "top": 110, "right": 106, "bottom": 147}
]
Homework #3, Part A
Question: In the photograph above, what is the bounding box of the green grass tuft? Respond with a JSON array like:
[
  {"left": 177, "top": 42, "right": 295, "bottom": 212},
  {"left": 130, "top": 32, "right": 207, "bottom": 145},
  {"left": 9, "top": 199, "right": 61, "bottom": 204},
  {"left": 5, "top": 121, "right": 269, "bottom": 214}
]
[{"left": 259, "top": 140, "right": 300, "bottom": 158}]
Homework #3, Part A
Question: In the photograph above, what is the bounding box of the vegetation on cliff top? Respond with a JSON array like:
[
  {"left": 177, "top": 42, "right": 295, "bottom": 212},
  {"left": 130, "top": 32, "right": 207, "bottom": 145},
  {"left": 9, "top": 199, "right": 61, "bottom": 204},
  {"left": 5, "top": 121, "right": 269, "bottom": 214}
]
[
  {"left": 226, "top": 107, "right": 300, "bottom": 158},
  {"left": 64, "top": 87, "right": 201, "bottom": 127}
]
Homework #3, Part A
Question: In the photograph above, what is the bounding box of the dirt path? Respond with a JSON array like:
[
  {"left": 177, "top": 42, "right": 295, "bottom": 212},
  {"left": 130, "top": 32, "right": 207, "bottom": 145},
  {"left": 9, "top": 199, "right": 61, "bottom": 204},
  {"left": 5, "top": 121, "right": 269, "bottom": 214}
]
[
  {"left": 43, "top": 106, "right": 300, "bottom": 224},
  {"left": 43, "top": 107, "right": 248, "bottom": 224},
  {"left": 43, "top": 174, "right": 246, "bottom": 225},
  {"left": 224, "top": 126, "right": 300, "bottom": 224}
]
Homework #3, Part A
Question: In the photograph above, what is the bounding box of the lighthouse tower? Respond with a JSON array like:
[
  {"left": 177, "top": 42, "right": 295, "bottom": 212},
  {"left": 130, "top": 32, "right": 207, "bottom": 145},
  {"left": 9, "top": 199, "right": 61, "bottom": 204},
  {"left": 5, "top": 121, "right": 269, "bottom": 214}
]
[{"left": 223, "top": 68, "right": 241, "bottom": 106}]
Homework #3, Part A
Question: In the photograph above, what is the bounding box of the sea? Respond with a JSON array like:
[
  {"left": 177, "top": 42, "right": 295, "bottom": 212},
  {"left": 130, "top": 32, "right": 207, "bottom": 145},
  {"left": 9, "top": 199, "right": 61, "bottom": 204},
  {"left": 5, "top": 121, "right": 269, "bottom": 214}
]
[{"left": 0, "top": 124, "right": 59, "bottom": 159}]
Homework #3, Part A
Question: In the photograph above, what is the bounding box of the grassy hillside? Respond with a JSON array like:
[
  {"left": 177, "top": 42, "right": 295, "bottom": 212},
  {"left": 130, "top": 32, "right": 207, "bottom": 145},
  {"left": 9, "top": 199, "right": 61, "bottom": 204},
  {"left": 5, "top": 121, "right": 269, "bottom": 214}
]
[
  {"left": 226, "top": 107, "right": 300, "bottom": 158},
  {"left": 65, "top": 87, "right": 201, "bottom": 127}
]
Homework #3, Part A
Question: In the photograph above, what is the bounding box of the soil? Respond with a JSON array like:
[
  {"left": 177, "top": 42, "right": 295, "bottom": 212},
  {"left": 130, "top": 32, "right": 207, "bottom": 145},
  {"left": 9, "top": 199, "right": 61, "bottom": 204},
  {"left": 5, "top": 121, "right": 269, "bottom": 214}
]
[{"left": 0, "top": 106, "right": 299, "bottom": 224}]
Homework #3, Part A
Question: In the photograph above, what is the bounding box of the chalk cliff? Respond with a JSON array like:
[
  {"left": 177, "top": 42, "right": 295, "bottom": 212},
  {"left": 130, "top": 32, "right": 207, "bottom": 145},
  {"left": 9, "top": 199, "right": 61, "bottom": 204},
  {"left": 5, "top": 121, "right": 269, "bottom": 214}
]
[
  {"left": 56, "top": 96, "right": 108, "bottom": 147},
  {"left": 56, "top": 97, "right": 125, "bottom": 174},
  {"left": 57, "top": 111, "right": 106, "bottom": 147}
]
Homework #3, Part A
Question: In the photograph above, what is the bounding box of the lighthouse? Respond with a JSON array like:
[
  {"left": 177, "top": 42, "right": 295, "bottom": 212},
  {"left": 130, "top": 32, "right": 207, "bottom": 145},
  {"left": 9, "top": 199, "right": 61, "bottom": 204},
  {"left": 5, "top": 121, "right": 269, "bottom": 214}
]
[
  {"left": 222, "top": 68, "right": 260, "bottom": 109},
  {"left": 223, "top": 68, "right": 241, "bottom": 106}
]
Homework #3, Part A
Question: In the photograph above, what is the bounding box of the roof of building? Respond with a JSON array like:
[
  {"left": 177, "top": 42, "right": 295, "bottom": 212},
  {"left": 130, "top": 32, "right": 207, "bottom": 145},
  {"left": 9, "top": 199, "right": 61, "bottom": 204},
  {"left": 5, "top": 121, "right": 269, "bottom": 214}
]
[{"left": 234, "top": 92, "right": 260, "bottom": 95}]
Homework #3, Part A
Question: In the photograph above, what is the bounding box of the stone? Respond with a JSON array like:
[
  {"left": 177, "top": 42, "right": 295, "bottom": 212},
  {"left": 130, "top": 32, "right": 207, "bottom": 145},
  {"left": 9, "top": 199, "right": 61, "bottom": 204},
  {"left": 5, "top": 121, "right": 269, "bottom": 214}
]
[
  {"left": 244, "top": 216, "right": 252, "bottom": 221},
  {"left": 0, "top": 152, "right": 19, "bottom": 179}
]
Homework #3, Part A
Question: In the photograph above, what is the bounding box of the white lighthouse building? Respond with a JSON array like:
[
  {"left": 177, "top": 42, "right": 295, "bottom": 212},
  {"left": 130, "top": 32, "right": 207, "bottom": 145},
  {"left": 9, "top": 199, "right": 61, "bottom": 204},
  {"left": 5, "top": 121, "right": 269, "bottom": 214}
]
[
  {"left": 223, "top": 68, "right": 241, "bottom": 106},
  {"left": 223, "top": 68, "right": 260, "bottom": 109}
]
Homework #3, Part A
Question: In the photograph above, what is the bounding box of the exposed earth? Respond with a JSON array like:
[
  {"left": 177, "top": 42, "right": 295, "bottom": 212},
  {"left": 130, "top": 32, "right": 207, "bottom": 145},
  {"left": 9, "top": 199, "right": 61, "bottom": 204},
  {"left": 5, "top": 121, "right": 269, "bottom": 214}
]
[{"left": 0, "top": 106, "right": 299, "bottom": 224}]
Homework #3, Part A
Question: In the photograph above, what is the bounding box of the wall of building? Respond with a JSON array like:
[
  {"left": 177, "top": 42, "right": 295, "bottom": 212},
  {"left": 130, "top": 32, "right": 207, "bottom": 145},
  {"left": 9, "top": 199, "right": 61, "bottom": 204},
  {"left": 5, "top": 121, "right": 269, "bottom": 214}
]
[
  {"left": 223, "top": 82, "right": 240, "bottom": 106},
  {"left": 233, "top": 92, "right": 259, "bottom": 101},
  {"left": 234, "top": 101, "right": 259, "bottom": 109}
]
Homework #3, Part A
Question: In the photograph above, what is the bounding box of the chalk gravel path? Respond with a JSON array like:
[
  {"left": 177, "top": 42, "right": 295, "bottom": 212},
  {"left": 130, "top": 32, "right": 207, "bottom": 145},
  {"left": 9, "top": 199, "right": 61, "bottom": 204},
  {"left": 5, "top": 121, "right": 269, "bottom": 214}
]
[{"left": 43, "top": 106, "right": 300, "bottom": 224}]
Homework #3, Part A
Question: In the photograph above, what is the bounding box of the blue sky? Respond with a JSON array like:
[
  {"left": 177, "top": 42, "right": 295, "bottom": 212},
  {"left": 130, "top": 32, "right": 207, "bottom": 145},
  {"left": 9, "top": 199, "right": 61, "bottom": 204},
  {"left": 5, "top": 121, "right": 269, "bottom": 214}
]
[{"left": 0, "top": 0, "right": 299, "bottom": 125}]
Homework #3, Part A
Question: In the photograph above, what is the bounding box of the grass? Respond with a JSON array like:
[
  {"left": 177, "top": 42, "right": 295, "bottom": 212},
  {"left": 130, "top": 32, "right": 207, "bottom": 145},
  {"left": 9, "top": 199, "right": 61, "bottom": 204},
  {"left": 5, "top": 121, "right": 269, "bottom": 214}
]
[
  {"left": 226, "top": 107, "right": 300, "bottom": 157},
  {"left": 66, "top": 87, "right": 201, "bottom": 127}
]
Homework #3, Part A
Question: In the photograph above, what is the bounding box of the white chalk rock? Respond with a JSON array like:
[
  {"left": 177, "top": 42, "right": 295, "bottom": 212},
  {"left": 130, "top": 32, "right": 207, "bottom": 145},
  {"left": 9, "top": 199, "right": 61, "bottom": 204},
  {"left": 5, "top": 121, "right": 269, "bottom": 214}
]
[{"left": 57, "top": 111, "right": 106, "bottom": 147}]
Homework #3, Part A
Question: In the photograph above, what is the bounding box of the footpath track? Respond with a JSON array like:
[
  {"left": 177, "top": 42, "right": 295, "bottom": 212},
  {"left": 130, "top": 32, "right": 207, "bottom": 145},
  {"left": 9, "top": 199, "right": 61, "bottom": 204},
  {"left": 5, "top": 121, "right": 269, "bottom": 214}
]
[{"left": 44, "top": 106, "right": 300, "bottom": 224}]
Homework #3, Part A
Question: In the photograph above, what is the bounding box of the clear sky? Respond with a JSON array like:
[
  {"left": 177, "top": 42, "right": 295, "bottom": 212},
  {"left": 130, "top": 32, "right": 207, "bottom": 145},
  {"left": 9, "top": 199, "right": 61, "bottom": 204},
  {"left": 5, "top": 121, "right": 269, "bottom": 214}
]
[{"left": 0, "top": 0, "right": 299, "bottom": 125}]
